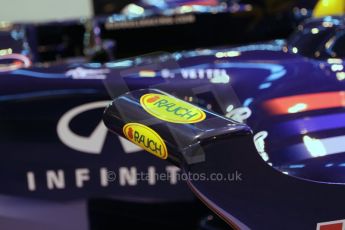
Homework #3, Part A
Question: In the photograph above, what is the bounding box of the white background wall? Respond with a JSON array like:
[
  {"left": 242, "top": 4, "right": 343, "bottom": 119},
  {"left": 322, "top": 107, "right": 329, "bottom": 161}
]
[{"left": 0, "top": 0, "right": 93, "bottom": 22}]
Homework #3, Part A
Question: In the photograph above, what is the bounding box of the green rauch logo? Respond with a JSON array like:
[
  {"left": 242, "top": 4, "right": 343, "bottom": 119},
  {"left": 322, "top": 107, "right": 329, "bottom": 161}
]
[{"left": 140, "top": 93, "right": 206, "bottom": 123}]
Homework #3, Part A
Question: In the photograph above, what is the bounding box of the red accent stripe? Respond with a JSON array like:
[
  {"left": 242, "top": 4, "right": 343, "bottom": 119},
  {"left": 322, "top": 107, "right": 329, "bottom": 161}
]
[
  {"left": 263, "top": 91, "right": 345, "bottom": 115},
  {"left": 320, "top": 223, "right": 343, "bottom": 230}
]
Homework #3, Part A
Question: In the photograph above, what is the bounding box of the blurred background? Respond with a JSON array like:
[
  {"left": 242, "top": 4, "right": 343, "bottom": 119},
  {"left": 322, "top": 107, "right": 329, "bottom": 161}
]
[{"left": 0, "top": 0, "right": 93, "bottom": 22}]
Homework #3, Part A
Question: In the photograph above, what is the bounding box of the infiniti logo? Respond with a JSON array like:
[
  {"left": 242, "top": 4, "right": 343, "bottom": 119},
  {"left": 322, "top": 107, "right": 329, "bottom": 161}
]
[{"left": 57, "top": 101, "right": 141, "bottom": 154}]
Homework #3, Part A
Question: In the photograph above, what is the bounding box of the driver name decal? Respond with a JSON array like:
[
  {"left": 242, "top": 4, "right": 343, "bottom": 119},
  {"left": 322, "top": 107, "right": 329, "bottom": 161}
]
[
  {"left": 140, "top": 93, "right": 206, "bottom": 123},
  {"left": 123, "top": 123, "right": 168, "bottom": 159}
]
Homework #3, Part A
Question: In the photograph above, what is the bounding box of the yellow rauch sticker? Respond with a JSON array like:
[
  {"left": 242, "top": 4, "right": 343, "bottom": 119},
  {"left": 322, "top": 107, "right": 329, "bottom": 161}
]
[
  {"left": 123, "top": 123, "right": 168, "bottom": 159},
  {"left": 140, "top": 93, "right": 206, "bottom": 123}
]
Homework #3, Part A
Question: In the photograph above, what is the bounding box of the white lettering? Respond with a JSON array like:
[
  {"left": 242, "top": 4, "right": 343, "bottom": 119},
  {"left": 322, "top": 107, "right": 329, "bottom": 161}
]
[
  {"left": 27, "top": 171, "right": 36, "bottom": 191},
  {"left": 47, "top": 170, "right": 65, "bottom": 190},
  {"left": 100, "top": 167, "right": 109, "bottom": 187},
  {"left": 148, "top": 166, "right": 156, "bottom": 185},
  {"left": 75, "top": 168, "right": 90, "bottom": 188},
  {"left": 166, "top": 166, "right": 180, "bottom": 185},
  {"left": 119, "top": 167, "right": 137, "bottom": 186}
]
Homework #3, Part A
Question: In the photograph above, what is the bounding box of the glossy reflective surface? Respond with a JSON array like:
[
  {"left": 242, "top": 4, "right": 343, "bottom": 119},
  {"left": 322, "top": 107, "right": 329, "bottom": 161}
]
[
  {"left": 288, "top": 16, "right": 345, "bottom": 59},
  {"left": 100, "top": 16, "right": 345, "bottom": 229},
  {"left": 1, "top": 14, "right": 345, "bottom": 229}
]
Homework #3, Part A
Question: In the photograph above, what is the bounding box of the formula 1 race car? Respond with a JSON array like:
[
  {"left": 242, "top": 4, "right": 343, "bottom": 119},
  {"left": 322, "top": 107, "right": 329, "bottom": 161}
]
[
  {"left": 0, "top": 3, "right": 344, "bottom": 230},
  {"left": 102, "top": 15, "right": 345, "bottom": 229}
]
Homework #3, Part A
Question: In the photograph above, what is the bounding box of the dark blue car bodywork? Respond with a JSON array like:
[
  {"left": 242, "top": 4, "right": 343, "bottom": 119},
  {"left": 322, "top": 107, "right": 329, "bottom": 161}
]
[
  {"left": 1, "top": 12, "right": 345, "bottom": 229},
  {"left": 101, "top": 16, "right": 345, "bottom": 229}
]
